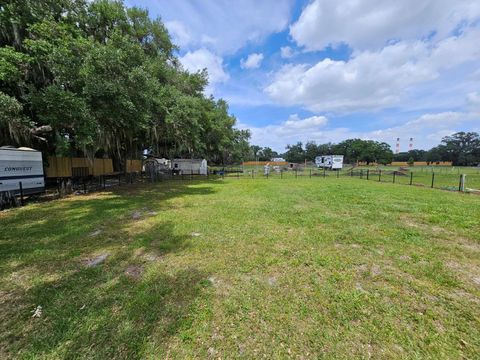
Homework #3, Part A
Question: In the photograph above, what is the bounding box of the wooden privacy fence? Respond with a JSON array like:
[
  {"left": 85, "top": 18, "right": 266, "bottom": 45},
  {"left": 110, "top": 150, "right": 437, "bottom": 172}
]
[
  {"left": 45, "top": 157, "right": 141, "bottom": 178},
  {"left": 126, "top": 159, "right": 142, "bottom": 173},
  {"left": 390, "top": 161, "right": 453, "bottom": 167}
]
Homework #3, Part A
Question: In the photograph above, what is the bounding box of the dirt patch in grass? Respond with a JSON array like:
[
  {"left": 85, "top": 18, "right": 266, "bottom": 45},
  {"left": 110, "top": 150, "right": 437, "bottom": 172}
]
[
  {"left": 399, "top": 214, "right": 480, "bottom": 251},
  {"left": 124, "top": 265, "right": 143, "bottom": 280},
  {"left": 81, "top": 253, "right": 109, "bottom": 267},
  {"left": 450, "top": 289, "right": 480, "bottom": 304},
  {"left": 445, "top": 260, "right": 480, "bottom": 288},
  {"left": 89, "top": 228, "right": 102, "bottom": 237},
  {"left": 267, "top": 276, "right": 278, "bottom": 287},
  {"left": 370, "top": 264, "right": 382, "bottom": 277},
  {"left": 131, "top": 210, "right": 142, "bottom": 220}
]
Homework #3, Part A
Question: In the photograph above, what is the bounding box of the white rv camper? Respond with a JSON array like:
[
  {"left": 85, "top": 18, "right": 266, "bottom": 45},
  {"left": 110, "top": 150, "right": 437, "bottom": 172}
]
[
  {"left": 315, "top": 155, "right": 331, "bottom": 168},
  {"left": 0, "top": 147, "right": 45, "bottom": 195},
  {"left": 331, "top": 155, "right": 344, "bottom": 169},
  {"left": 172, "top": 159, "right": 208, "bottom": 175},
  {"left": 315, "top": 155, "right": 344, "bottom": 169}
]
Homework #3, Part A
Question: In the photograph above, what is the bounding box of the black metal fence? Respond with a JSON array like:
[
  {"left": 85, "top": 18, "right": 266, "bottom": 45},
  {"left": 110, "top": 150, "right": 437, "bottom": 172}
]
[
  {"left": 215, "top": 166, "right": 480, "bottom": 194},
  {"left": 1, "top": 169, "right": 216, "bottom": 209},
  {"left": 2, "top": 166, "right": 479, "bottom": 209}
]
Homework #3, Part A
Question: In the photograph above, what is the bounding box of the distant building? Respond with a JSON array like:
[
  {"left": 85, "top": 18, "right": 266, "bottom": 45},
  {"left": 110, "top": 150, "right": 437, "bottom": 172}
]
[{"left": 172, "top": 159, "right": 208, "bottom": 175}]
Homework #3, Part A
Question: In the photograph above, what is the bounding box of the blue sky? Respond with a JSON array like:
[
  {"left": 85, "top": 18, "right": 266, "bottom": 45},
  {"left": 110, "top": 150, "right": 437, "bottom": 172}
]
[{"left": 126, "top": 0, "right": 480, "bottom": 152}]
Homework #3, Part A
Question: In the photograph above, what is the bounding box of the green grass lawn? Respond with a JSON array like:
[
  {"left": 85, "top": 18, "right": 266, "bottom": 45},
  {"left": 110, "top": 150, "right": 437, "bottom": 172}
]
[
  {"left": 224, "top": 165, "right": 480, "bottom": 191},
  {"left": 1, "top": 178, "right": 479, "bottom": 359}
]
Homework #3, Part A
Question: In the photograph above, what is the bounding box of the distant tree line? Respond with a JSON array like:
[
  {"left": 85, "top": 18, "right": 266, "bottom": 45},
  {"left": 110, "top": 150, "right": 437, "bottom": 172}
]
[
  {"left": 393, "top": 132, "right": 480, "bottom": 166},
  {"left": 0, "top": 0, "right": 251, "bottom": 169},
  {"left": 249, "top": 139, "right": 394, "bottom": 165},
  {"left": 248, "top": 132, "right": 480, "bottom": 166}
]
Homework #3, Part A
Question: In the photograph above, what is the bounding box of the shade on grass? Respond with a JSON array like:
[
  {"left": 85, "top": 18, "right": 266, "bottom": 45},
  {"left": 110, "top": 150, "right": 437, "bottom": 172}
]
[{"left": 0, "top": 178, "right": 479, "bottom": 358}]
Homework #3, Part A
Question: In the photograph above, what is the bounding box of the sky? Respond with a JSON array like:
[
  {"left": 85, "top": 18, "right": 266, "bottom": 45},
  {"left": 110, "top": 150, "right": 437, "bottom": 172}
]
[{"left": 125, "top": 0, "right": 480, "bottom": 153}]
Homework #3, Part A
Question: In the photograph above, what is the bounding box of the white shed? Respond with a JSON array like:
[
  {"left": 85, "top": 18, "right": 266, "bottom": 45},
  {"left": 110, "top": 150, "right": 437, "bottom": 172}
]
[{"left": 172, "top": 159, "right": 208, "bottom": 175}]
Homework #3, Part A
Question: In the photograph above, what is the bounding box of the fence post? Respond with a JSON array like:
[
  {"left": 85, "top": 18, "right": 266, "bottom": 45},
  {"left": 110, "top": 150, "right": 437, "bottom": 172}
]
[
  {"left": 458, "top": 174, "right": 465, "bottom": 192},
  {"left": 366, "top": 169, "right": 369, "bottom": 180},
  {"left": 393, "top": 171, "right": 396, "bottom": 184},
  {"left": 409, "top": 172, "right": 413, "bottom": 185},
  {"left": 337, "top": 169, "right": 339, "bottom": 178},
  {"left": 309, "top": 169, "right": 311, "bottom": 178},
  {"left": 360, "top": 169, "right": 363, "bottom": 179},
  {"left": 281, "top": 170, "right": 283, "bottom": 179},
  {"left": 378, "top": 170, "right": 381, "bottom": 182},
  {"left": 323, "top": 167, "right": 326, "bottom": 178},
  {"left": 19, "top": 181, "right": 24, "bottom": 206},
  {"left": 431, "top": 172, "right": 435, "bottom": 188},
  {"left": 295, "top": 169, "right": 298, "bottom": 179},
  {"left": 350, "top": 169, "right": 353, "bottom": 177}
]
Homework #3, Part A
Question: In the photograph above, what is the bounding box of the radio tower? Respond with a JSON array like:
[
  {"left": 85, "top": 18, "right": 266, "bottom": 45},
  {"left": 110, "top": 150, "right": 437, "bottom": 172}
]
[
  {"left": 409, "top": 137, "right": 414, "bottom": 151},
  {"left": 395, "top": 138, "right": 400, "bottom": 154}
]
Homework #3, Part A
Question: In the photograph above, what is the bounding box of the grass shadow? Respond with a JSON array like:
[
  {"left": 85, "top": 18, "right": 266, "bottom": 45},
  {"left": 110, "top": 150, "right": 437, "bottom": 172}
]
[
  {"left": 0, "top": 180, "right": 219, "bottom": 273},
  {"left": 0, "top": 180, "right": 219, "bottom": 358}
]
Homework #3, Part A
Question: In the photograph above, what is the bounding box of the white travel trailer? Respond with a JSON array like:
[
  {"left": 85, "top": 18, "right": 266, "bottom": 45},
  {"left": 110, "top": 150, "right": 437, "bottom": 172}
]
[
  {"left": 172, "top": 159, "right": 208, "bottom": 175},
  {"left": 315, "top": 155, "right": 344, "bottom": 169},
  {"left": 0, "top": 146, "right": 45, "bottom": 195}
]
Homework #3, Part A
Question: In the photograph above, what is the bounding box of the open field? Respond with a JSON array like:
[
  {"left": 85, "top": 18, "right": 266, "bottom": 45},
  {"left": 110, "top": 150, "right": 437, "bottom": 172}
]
[
  {"left": 1, "top": 178, "right": 480, "bottom": 358},
  {"left": 222, "top": 165, "right": 480, "bottom": 191}
]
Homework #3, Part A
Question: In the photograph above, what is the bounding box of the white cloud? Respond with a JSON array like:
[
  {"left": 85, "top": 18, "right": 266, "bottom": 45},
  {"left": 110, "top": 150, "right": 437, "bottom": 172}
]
[
  {"left": 467, "top": 91, "right": 480, "bottom": 108},
  {"left": 239, "top": 114, "right": 329, "bottom": 150},
  {"left": 361, "top": 111, "right": 480, "bottom": 150},
  {"left": 281, "top": 114, "right": 328, "bottom": 131},
  {"left": 165, "top": 20, "right": 191, "bottom": 47},
  {"left": 280, "top": 46, "right": 294, "bottom": 58},
  {"left": 265, "top": 27, "right": 480, "bottom": 113},
  {"left": 179, "top": 48, "right": 229, "bottom": 94},
  {"left": 290, "top": 0, "right": 480, "bottom": 51},
  {"left": 240, "top": 53, "right": 264, "bottom": 69},
  {"left": 153, "top": 0, "right": 293, "bottom": 54}
]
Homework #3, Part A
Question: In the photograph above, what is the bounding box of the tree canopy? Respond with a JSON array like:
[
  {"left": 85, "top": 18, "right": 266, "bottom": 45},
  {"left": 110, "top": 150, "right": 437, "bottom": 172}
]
[
  {"left": 251, "top": 132, "right": 479, "bottom": 166},
  {"left": 0, "top": 0, "right": 250, "bottom": 168},
  {"left": 280, "top": 139, "right": 393, "bottom": 164}
]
